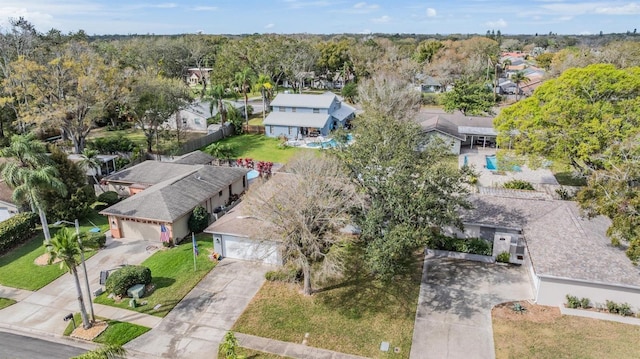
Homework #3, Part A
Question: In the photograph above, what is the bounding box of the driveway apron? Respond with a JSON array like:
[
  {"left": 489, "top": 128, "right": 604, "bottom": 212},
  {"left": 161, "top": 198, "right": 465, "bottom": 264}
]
[
  {"left": 125, "top": 259, "right": 272, "bottom": 359},
  {"left": 410, "top": 255, "right": 533, "bottom": 359}
]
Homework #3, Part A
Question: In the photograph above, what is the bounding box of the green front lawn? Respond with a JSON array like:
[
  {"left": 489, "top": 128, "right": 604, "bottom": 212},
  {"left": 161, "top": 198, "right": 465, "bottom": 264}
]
[
  {"left": 63, "top": 313, "right": 150, "bottom": 346},
  {"left": 0, "top": 297, "right": 16, "bottom": 310},
  {"left": 212, "top": 134, "right": 311, "bottom": 163},
  {"left": 0, "top": 212, "right": 109, "bottom": 290},
  {"left": 94, "top": 234, "right": 216, "bottom": 317},
  {"left": 233, "top": 263, "right": 422, "bottom": 358}
]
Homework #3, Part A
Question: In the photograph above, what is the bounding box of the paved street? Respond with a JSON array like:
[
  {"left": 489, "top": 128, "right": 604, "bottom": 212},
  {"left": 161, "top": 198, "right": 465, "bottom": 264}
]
[
  {"left": 410, "top": 255, "right": 533, "bottom": 359},
  {"left": 0, "top": 331, "right": 87, "bottom": 359}
]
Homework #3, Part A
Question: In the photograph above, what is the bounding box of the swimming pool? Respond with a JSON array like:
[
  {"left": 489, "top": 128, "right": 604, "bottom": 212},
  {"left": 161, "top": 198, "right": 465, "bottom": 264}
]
[
  {"left": 247, "top": 169, "right": 260, "bottom": 180},
  {"left": 486, "top": 155, "right": 522, "bottom": 172},
  {"left": 307, "top": 138, "right": 338, "bottom": 148}
]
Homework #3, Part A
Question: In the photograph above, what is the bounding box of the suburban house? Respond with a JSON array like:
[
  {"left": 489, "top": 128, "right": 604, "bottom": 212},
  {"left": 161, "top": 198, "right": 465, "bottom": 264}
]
[
  {"left": 67, "top": 154, "right": 119, "bottom": 178},
  {"left": 447, "top": 190, "right": 640, "bottom": 311},
  {"left": 164, "top": 100, "right": 245, "bottom": 133},
  {"left": 170, "top": 150, "right": 215, "bottom": 165},
  {"left": 415, "top": 75, "right": 443, "bottom": 93},
  {"left": 100, "top": 160, "right": 249, "bottom": 243},
  {"left": 263, "top": 92, "right": 356, "bottom": 139},
  {"left": 417, "top": 110, "right": 497, "bottom": 154},
  {"left": 185, "top": 67, "right": 212, "bottom": 86}
]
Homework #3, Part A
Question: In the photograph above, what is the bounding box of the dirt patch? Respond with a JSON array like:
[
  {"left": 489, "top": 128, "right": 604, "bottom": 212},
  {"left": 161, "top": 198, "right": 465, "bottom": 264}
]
[
  {"left": 492, "top": 301, "right": 560, "bottom": 323},
  {"left": 70, "top": 320, "right": 108, "bottom": 341},
  {"left": 34, "top": 253, "right": 61, "bottom": 266}
]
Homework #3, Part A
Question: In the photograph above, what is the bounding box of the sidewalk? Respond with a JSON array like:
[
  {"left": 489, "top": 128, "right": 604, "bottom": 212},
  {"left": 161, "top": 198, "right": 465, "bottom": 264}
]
[
  {"left": 236, "top": 333, "right": 369, "bottom": 359},
  {"left": 0, "top": 284, "right": 33, "bottom": 301}
]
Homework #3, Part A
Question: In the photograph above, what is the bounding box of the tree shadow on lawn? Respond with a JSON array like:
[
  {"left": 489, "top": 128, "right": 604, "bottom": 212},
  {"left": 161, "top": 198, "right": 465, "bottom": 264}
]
[
  {"left": 317, "top": 256, "right": 424, "bottom": 319},
  {"left": 152, "top": 277, "right": 176, "bottom": 290}
]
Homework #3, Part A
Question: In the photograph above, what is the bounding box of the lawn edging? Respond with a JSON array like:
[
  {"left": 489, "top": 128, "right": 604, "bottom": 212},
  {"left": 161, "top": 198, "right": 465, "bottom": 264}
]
[
  {"left": 559, "top": 306, "right": 640, "bottom": 326},
  {"left": 426, "top": 248, "right": 495, "bottom": 263}
]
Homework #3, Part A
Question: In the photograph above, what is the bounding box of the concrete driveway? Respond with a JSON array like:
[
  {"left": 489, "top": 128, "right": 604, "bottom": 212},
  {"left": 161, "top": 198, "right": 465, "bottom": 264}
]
[
  {"left": 125, "top": 259, "right": 273, "bottom": 359},
  {"left": 410, "top": 255, "right": 533, "bottom": 359}
]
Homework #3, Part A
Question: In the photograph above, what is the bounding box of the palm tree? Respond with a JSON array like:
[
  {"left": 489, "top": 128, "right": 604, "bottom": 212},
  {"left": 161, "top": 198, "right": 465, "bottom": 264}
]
[
  {"left": 511, "top": 71, "right": 530, "bottom": 101},
  {"left": 46, "top": 227, "right": 91, "bottom": 329},
  {"left": 0, "top": 134, "right": 67, "bottom": 244},
  {"left": 234, "top": 67, "right": 254, "bottom": 128},
  {"left": 208, "top": 84, "right": 231, "bottom": 126},
  {"left": 78, "top": 149, "right": 103, "bottom": 190},
  {"left": 253, "top": 74, "right": 273, "bottom": 120}
]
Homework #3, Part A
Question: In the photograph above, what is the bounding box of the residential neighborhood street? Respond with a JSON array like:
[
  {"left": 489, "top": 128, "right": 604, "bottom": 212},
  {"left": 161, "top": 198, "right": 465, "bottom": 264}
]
[{"left": 0, "top": 331, "right": 87, "bottom": 359}]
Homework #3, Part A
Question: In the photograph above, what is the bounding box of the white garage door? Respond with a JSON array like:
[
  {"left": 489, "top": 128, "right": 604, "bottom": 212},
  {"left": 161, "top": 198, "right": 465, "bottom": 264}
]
[
  {"left": 223, "top": 236, "right": 281, "bottom": 265},
  {"left": 120, "top": 220, "right": 162, "bottom": 241}
]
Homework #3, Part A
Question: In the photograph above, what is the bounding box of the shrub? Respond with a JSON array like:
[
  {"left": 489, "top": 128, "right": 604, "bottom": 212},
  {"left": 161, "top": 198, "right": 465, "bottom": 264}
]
[
  {"left": 97, "top": 191, "right": 121, "bottom": 206},
  {"left": 84, "top": 232, "right": 107, "bottom": 248},
  {"left": 580, "top": 297, "right": 591, "bottom": 309},
  {"left": 265, "top": 263, "right": 301, "bottom": 283},
  {"left": 219, "top": 331, "right": 240, "bottom": 359},
  {"left": 0, "top": 212, "right": 39, "bottom": 254},
  {"left": 188, "top": 206, "right": 210, "bottom": 233},
  {"left": 430, "top": 235, "right": 492, "bottom": 256},
  {"left": 105, "top": 265, "right": 152, "bottom": 297},
  {"left": 555, "top": 186, "right": 574, "bottom": 200},
  {"left": 497, "top": 252, "right": 510, "bottom": 263},
  {"left": 87, "top": 136, "right": 136, "bottom": 154},
  {"left": 606, "top": 300, "right": 634, "bottom": 316},
  {"left": 503, "top": 179, "right": 535, "bottom": 190},
  {"left": 566, "top": 295, "right": 581, "bottom": 309},
  {"left": 421, "top": 93, "right": 442, "bottom": 106}
]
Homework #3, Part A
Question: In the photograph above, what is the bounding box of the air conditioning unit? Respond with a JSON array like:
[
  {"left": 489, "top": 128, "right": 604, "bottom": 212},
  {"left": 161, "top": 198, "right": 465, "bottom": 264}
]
[{"left": 509, "top": 236, "right": 526, "bottom": 265}]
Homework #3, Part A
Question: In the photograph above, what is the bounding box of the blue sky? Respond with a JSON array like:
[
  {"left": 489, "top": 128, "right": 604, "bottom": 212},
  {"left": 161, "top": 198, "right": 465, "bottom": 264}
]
[{"left": 1, "top": 1, "right": 639, "bottom": 35}]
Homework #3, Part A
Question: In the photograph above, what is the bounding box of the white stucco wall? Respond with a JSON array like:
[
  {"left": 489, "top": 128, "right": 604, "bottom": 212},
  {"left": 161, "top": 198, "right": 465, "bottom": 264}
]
[
  {"left": 536, "top": 276, "right": 640, "bottom": 312},
  {"left": 422, "top": 132, "right": 461, "bottom": 155}
]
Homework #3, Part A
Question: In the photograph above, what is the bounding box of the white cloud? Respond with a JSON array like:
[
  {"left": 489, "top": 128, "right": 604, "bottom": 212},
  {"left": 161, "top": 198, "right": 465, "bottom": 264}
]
[
  {"left": 191, "top": 6, "right": 218, "bottom": 11},
  {"left": 485, "top": 18, "right": 507, "bottom": 28},
  {"left": 286, "top": 1, "right": 331, "bottom": 9},
  {"left": 265, "top": 23, "right": 274, "bottom": 29},
  {"left": 371, "top": 15, "right": 390, "bottom": 23},
  {"left": 595, "top": 3, "right": 640, "bottom": 14},
  {"left": 426, "top": 7, "right": 436, "bottom": 17}
]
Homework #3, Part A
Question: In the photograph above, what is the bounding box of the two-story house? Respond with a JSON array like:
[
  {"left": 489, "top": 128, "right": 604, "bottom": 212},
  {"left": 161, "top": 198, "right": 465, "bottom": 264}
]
[{"left": 263, "top": 92, "right": 356, "bottom": 139}]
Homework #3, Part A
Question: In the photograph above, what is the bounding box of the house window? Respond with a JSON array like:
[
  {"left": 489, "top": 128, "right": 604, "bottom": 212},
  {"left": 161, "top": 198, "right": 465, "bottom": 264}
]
[
  {"left": 279, "top": 107, "right": 285, "bottom": 112},
  {"left": 219, "top": 190, "right": 223, "bottom": 196},
  {"left": 182, "top": 118, "right": 187, "bottom": 125},
  {"left": 292, "top": 107, "right": 296, "bottom": 112},
  {"left": 288, "top": 127, "right": 292, "bottom": 135},
  {"left": 194, "top": 119, "right": 201, "bottom": 125},
  {"left": 313, "top": 108, "right": 319, "bottom": 113},
  {"left": 270, "top": 126, "right": 273, "bottom": 134}
]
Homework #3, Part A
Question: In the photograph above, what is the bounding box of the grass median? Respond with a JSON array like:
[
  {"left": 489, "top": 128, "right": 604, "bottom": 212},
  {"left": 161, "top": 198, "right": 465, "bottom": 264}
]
[{"left": 63, "top": 313, "right": 150, "bottom": 346}]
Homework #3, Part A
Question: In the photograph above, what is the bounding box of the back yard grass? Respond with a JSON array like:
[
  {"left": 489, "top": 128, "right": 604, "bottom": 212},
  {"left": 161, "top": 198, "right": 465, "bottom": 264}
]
[
  {"left": 232, "top": 258, "right": 423, "bottom": 359},
  {"left": 88, "top": 128, "right": 204, "bottom": 149},
  {"left": 94, "top": 233, "right": 216, "bottom": 317},
  {"left": 212, "top": 134, "right": 312, "bottom": 163},
  {"left": 0, "top": 211, "right": 109, "bottom": 290},
  {"left": 493, "top": 301, "right": 640, "bottom": 358}
]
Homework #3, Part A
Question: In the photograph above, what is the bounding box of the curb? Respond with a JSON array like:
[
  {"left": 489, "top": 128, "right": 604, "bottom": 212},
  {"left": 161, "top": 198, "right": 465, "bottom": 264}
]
[{"left": 0, "top": 322, "right": 97, "bottom": 351}]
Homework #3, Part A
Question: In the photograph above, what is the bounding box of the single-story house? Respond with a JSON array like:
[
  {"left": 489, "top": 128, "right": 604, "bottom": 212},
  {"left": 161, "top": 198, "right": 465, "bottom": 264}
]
[
  {"left": 100, "top": 161, "right": 249, "bottom": 243},
  {"left": 415, "top": 75, "right": 443, "bottom": 93},
  {"left": 164, "top": 101, "right": 245, "bottom": 133},
  {"left": 264, "top": 92, "right": 356, "bottom": 139},
  {"left": 449, "top": 191, "right": 640, "bottom": 310},
  {"left": 417, "top": 110, "right": 497, "bottom": 154}
]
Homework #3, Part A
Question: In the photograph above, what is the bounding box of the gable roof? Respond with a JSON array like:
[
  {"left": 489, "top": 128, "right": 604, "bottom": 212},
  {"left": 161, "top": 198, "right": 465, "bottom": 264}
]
[
  {"left": 418, "top": 115, "right": 465, "bottom": 141},
  {"left": 101, "top": 165, "right": 249, "bottom": 222},
  {"left": 103, "top": 161, "right": 197, "bottom": 186},
  {"left": 463, "top": 194, "right": 640, "bottom": 289},
  {"left": 331, "top": 103, "right": 356, "bottom": 121},
  {"left": 172, "top": 150, "right": 214, "bottom": 165},
  {"left": 263, "top": 112, "right": 331, "bottom": 128},
  {"left": 270, "top": 93, "right": 336, "bottom": 109}
]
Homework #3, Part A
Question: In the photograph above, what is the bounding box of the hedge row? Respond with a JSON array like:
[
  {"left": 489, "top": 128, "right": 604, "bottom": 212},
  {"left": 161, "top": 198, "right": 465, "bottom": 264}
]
[
  {"left": 105, "top": 265, "right": 152, "bottom": 297},
  {"left": 0, "top": 212, "right": 39, "bottom": 254}
]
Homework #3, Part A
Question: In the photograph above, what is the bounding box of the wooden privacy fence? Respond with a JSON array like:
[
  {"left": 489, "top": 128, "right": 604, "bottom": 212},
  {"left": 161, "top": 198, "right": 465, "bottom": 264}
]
[
  {"left": 244, "top": 125, "right": 265, "bottom": 135},
  {"left": 176, "top": 124, "right": 234, "bottom": 155}
]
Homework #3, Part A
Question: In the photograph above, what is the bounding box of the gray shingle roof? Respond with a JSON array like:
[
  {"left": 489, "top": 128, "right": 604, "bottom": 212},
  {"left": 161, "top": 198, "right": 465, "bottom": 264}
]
[
  {"left": 101, "top": 165, "right": 249, "bottom": 222},
  {"left": 172, "top": 151, "right": 215, "bottom": 165},
  {"left": 418, "top": 116, "right": 465, "bottom": 140},
  {"left": 103, "top": 161, "right": 197, "bottom": 186},
  {"left": 332, "top": 103, "right": 356, "bottom": 121},
  {"left": 263, "top": 112, "right": 331, "bottom": 128},
  {"left": 270, "top": 93, "right": 336, "bottom": 109},
  {"left": 463, "top": 194, "right": 640, "bottom": 288}
]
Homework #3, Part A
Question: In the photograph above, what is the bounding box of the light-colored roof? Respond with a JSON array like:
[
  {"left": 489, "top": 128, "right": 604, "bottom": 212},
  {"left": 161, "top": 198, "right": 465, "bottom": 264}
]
[
  {"left": 463, "top": 194, "right": 640, "bottom": 288},
  {"left": 263, "top": 112, "right": 331, "bottom": 129},
  {"left": 101, "top": 165, "right": 249, "bottom": 222},
  {"left": 270, "top": 93, "right": 336, "bottom": 109},
  {"left": 458, "top": 126, "right": 497, "bottom": 136},
  {"left": 332, "top": 103, "right": 356, "bottom": 121}
]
